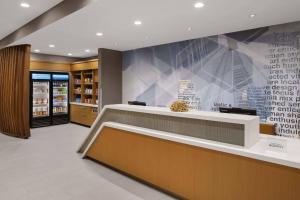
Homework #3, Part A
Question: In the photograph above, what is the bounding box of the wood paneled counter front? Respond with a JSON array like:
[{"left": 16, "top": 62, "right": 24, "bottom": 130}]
[
  {"left": 79, "top": 105, "right": 300, "bottom": 200},
  {"left": 70, "top": 102, "right": 98, "bottom": 126}
]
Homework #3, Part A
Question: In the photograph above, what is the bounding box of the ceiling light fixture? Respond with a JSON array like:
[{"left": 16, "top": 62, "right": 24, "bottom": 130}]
[
  {"left": 96, "top": 32, "right": 103, "bottom": 36},
  {"left": 49, "top": 44, "right": 55, "bottom": 48},
  {"left": 85, "top": 49, "right": 91, "bottom": 53},
  {"left": 194, "top": 2, "right": 205, "bottom": 8},
  {"left": 188, "top": 27, "right": 192, "bottom": 31},
  {"left": 68, "top": 53, "right": 73, "bottom": 56},
  {"left": 134, "top": 20, "right": 142, "bottom": 25},
  {"left": 20, "top": 2, "right": 30, "bottom": 8},
  {"left": 34, "top": 49, "right": 40, "bottom": 53},
  {"left": 250, "top": 14, "right": 256, "bottom": 18}
]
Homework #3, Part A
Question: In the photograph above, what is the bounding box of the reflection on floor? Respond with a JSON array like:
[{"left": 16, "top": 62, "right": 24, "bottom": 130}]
[{"left": 0, "top": 124, "right": 176, "bottom": 200}]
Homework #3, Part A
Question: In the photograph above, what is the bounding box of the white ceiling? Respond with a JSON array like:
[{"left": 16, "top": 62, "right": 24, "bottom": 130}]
[
  {"left": 0, "top": 0, "right": 63, "bottom": 39},
  {"left": 13, "top": 0, "right": 300, "bottom": 57}
]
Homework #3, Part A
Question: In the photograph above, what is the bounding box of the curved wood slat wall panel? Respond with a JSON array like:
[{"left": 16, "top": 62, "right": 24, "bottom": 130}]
[{"left": 0, "top": 45, "right": 31, "bottom": 138}]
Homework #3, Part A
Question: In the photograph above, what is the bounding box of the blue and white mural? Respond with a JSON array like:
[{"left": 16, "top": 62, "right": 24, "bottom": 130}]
[{"left": 123, "top": 22, "right": 300, "bottom": 138}]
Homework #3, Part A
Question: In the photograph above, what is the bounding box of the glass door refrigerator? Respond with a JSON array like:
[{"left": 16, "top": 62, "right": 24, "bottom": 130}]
[
  {"left": 52, "top": 73, "right": 69, "bottom": 125},
  {"left": 30, "top": 72, "right": 70, "bottom": 128},
  {"left": 30, "top": 72, "right": 51, "bottom": 128}
]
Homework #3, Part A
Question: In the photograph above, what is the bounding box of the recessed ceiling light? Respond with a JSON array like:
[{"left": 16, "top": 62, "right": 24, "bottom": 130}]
[
  {"left": 194, "top": 2, "right": 205, "bottom": 8},
  {"left": 85, "top": 49, "right": 91, "bottom": 53},
  {"left": 134, "top": 20, "right": 142, "bottom": 25},
  {"left": 34, "top": 49, "right": 40, "bottom": 53},
  {"left": 68, "top": 53, "right": 73, "bottom": 56},
  {"left": 49, "top": 44, "right": 55, "bottom": 48},
  {"left": 96, "top": 32, "right": 103, "bottom": 36},
  {"left": 188, "top": 27, "right": 192, "bottom": 31},
  {"left": 250, "top": 14, "right": 256, "bottom": 18},
  {"left": 20, "top": 2, "right": 30, "bottom": 8}
]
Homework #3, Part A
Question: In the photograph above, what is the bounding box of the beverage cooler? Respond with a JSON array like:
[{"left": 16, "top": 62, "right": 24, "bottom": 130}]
[{"left": 30, "top": 72, "right": 69, "bottom": 128}]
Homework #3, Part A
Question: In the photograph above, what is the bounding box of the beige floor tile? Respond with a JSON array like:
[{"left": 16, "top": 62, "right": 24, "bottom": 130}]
[{"left": 0, "top": 124, "right": 177, "bottom": 200}]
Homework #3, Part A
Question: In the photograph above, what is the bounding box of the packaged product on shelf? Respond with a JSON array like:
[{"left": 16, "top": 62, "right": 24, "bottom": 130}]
[
  {"left": 42, "top": 107, "right": 47, "bottom": 115},
  {"left": 38, "top": 107, "right": 42, "bottom": 116},
  {"left": 33, "top": 108, "right": 37, "bottom": 116}
]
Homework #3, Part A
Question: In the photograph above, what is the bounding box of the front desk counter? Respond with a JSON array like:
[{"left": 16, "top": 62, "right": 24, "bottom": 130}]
[{"left": 78, "top": 105, "right": 300, "bottom": 200}]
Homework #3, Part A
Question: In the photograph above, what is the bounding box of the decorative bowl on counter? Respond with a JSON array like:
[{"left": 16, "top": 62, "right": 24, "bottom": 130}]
[{"left": 170, "top": 101, "right": 189, "bottom": 112}]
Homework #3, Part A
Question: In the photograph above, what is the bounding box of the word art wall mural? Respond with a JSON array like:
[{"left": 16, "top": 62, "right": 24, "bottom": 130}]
[{"left": 123, "top": 21, "right": 300, "bottom": 138}]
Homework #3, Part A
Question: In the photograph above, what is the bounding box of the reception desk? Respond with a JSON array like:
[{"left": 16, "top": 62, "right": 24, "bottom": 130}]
[{"left": 79, "top": 105, "right": 300, "bottom": 200}]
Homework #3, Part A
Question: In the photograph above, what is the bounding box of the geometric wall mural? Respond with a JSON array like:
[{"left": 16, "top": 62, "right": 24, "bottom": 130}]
[{"left": 123, "top": 21, "right": 300, "bottom": 138}]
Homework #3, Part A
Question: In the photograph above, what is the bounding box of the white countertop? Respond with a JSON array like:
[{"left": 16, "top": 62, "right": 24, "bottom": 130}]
[
  {"left": 105, "top": 104, "right": 259, "bottom": 125},
  {"left": 84, "top": 121, "right": 300, "bottom": 169},
  {"left": 70, "top": 102, "right": 98, "bottom": 108}
]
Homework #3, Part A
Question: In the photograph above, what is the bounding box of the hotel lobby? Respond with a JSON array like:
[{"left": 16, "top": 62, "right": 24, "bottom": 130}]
[{"left": 0, "top": 0, "right": 300, "bottom": 199}]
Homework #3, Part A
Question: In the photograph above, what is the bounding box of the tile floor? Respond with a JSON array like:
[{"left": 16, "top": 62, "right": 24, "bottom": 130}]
[{"left": 0, "top": 124, "right": 176, "bottom": 200}]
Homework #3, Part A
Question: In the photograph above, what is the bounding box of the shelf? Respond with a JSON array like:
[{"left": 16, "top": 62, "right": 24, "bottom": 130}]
[
  {"left": 53, "top": 101, "right": 68, "bottom": 104},
  {"left": 33, "top": 104, "right": 49, "bottom": 107},
  {"left": 53, "top": 112, "right": 68, "bottom": 116},
  {"left": 71, "top": 66, "right": 98, "bottom": 104},
  {"left": 33, "top": 93, "right": 49, "bottom": 95},
  {"left": 53, "top": 102, "right": 68, "bottom": 104},
  {"left": 33, "top": 85, "right": 48, "bottom": 87},
  {"left": 33, "top": 115, "right": 49, "bottom": 118}
]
